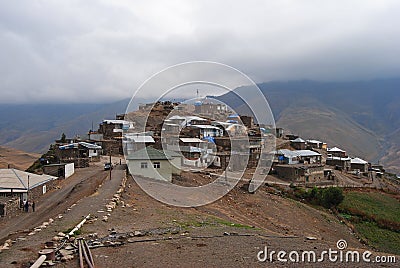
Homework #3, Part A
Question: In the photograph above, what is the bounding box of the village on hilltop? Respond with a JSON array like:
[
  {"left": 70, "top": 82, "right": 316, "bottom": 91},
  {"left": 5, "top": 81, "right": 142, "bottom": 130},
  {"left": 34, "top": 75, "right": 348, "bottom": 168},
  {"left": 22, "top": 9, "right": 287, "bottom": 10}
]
[{"left": 1, "top": 98, "right": 397, "bottom": 218}]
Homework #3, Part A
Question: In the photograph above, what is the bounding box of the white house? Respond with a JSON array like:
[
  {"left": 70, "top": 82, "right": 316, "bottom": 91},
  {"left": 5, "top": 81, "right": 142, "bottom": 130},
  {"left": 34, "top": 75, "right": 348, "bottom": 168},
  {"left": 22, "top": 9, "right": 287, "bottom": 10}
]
[{"left": 126, "top": 147, "right": 182, "bottom": 182}]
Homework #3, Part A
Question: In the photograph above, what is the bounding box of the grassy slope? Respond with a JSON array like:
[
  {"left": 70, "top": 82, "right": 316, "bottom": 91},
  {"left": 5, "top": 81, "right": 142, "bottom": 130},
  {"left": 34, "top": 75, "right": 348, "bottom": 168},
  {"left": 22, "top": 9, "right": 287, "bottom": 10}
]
[{"left": 338, "top": 191, "right": 400, "bottom": 255}]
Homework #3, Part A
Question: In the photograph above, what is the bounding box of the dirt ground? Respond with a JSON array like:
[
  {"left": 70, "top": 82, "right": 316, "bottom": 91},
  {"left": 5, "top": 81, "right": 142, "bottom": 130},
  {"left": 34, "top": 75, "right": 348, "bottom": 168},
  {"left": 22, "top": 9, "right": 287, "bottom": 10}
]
[{"left": 0, "top": 161, "right": 398, "bottom": 267}]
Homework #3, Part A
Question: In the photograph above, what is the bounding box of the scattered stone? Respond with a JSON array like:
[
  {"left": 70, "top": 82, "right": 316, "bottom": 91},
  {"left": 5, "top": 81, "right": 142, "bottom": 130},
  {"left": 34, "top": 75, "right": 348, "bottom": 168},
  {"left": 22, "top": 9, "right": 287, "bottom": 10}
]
[
  {"left": 223, "top": 232, "right": 230, "bottom": 236},
  {"left": 104, "top": 240, "right": 113, "bottom": 246},
  {"left": 59, "top": 249, "right": 73, "bottom": 256},
  {"left": 306, "top": 236, "right": 318, "bottom": 241},
  {"left": 170, "top": 229, "right": 179, "bottom": 235},
  {"left": 44, "top": 260, "right": 56, "bottom": 266},
  {"left": 28, "top": 232, "right": 36, "bottom": 236},
  {"left": 102, "top": 216, "right": 108, "bottom": 222},
  {"left": 92, "top": 241, "right": 102, "bottom": 246},
  {"left": 134, "top": 231, "right": 144, "bottom": 237},
  {"left": 61, "top": 254, "right": 74, "bottom": 262},
  {"left": 57, "top": 232, "right": 66, "bottom": 237},
  {"left": 88, "top": 233, "right": 98, "bottom": 238},
  {"left": 52, "top": 236, "right": 61, "bottom": 242}
]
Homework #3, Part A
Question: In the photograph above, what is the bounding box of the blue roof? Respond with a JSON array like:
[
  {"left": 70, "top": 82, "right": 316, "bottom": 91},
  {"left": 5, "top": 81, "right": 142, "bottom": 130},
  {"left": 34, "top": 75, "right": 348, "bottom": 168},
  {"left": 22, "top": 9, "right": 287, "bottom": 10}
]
[{"left": 202, "top": 136, "right": 215, "bottom": 144}]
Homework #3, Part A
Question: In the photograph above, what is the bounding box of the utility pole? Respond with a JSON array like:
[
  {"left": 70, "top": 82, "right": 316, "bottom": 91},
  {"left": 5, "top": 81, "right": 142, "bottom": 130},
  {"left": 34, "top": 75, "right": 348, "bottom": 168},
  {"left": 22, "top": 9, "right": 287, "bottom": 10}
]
[
  {"left": 109, "top": 151, "right": 112, "bottom": 180},
  {"left": 27, "top": 175, "right": 30, "bottom": 202}
]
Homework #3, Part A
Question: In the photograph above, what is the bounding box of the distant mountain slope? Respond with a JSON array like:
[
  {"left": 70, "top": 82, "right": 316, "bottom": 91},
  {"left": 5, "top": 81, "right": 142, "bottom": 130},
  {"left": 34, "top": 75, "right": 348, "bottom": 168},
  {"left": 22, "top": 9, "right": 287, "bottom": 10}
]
[
  {"left": 0, "top": 146, "right": 40, "bottom": 170},
  {"left": 217, "top": 79, "right": 400, "bottom": 173},
  {"left": 0, "top": 99, "right": 130, "bottom": 153},
  {"left": 1, "top": 79, "right": 399, "bottom": 173}
]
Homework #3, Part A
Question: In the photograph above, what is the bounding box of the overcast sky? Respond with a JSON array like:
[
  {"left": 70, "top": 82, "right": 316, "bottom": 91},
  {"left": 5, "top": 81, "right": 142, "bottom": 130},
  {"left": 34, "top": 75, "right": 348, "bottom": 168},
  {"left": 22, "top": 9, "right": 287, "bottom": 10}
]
[{"left": 1, "top": 0, "right": 400, "bottom": 103}]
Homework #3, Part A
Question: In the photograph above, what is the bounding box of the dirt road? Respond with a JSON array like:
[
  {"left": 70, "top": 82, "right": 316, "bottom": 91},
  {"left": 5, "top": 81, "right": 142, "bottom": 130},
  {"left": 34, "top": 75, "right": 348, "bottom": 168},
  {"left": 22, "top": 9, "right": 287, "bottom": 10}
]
[{"left": 0, "top": 163, "right": 126, "bottom": 266}]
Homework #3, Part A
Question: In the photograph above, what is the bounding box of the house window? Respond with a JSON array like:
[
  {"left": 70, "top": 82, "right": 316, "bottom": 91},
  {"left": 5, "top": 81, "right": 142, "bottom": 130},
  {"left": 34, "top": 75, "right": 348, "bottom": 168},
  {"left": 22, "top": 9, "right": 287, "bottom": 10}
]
[
  {"left": 141, "top": 162, "right": 148, "bottom": 169},
  {"left": 153, "top": 162, "right": 161, "bottom": 169}
]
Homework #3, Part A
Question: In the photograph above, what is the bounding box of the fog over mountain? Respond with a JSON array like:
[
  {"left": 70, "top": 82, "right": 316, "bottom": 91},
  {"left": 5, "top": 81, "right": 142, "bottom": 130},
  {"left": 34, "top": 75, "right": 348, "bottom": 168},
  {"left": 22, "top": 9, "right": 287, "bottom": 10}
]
[
  {"left": 0, "top": 78, "right": 399, "bottom": 173},
  {"left": 217, "top": 78, "right": 400, "bottom": 173}
]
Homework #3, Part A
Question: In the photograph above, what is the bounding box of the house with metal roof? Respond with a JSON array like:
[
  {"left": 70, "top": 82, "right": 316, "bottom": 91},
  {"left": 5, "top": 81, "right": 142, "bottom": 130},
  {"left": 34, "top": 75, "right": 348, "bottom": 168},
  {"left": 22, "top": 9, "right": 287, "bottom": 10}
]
[
  {"left": 327, "top": 147, "right": 347, "bottom": 158},
  {"left": 326, "top": 156, "right": 351, "bottom": 171},
  {"left": 0, "top": 169, "right": 58, "bottom": 199},
  {"left": 350, "top": 157, "right": 369, "bottom": 172},
  {"left": 126, "top": 147, "right": 182, "bottom": 181},
  {"left": 272, "top": 149, "right": 322, "bottom": 165},
  {"left": 306, "top": 139, "right": 327, "bottom": 150},
  {"left": 57, "top": 142, "right": 102, "bottom": 167},
  {"left": 290, "top": 138, "right": 306, "bottom": 150},
  {"left": 123, "top": 133, "right": 155, "bottom": 155}
]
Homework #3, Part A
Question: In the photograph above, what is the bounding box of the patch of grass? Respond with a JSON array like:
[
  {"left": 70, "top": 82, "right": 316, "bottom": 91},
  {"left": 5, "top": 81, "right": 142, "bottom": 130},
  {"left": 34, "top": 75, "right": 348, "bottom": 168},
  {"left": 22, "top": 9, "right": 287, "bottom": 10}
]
[
  {"left": 175, "top": 216, "right": 255, "bottom": 230},
  {"left": 338, "top": 192, "right": 400, "bottom": 230},
  {"left": 64, "top": 227, "right": 82, "bottom": 236},
  {"left": 213, "top": 218, "right": 255, "bottom": 229},
  {"left": 338, "top": 191, "right": 400, "bottom": 255},
  {"left": 355, "top": 221, "right": 400, "bottom": 255}
]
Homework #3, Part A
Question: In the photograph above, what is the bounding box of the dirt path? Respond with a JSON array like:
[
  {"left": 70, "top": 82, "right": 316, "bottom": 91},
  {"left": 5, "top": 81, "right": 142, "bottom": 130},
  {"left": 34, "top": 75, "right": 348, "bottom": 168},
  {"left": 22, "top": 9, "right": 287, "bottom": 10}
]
[
  {"left": 0, "top": 164, "right": 126, "bottom": 267},
  {"left": 0, "top": 166, "right": 107, "bottom": 243}
]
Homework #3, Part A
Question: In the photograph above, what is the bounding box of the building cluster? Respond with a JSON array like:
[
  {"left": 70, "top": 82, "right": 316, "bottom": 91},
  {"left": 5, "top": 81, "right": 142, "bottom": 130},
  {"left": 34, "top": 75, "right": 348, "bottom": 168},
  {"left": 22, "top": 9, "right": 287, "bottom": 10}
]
[
  {"left": 269, "top": 132, "right": 385, "bottom": 184},
  {"left": 125, "top": 100, "right": 272, "bottom": 181}
]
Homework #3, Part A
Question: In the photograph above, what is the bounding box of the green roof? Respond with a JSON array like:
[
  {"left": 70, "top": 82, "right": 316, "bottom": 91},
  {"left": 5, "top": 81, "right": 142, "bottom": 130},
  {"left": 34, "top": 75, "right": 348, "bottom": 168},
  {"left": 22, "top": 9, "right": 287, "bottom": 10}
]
[
  {"left": 164, "top": 150, "right": 182, "bottom": 158},
  {"left": 127, "top": 146, "right": 172, "bottom": 160}
]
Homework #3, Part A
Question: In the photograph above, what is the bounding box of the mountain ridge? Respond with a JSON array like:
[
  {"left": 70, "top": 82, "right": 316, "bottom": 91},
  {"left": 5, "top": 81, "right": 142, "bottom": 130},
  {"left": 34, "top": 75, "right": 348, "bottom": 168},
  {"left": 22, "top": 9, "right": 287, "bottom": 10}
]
[{"left": 0, "top": 78, "right": 399, "bottom": 173}]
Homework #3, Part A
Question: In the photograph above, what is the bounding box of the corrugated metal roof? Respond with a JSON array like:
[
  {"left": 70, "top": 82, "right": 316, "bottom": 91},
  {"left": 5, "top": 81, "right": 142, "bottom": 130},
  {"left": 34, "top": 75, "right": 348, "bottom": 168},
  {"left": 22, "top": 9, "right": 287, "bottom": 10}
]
[
  {"left": 78, "top": 142, "right": 102, "bottom": 149},
  {"left": 328, "top": 147, "right": 345, "bottom": 152},
  {"left": 327, "top": 156, "right": 351, "bottom": 161},
  {"left": 127, "top": 147, "right": 171, "bottom": 160},
  {"left": 103, "top": 119, "right": 131, "bottom": 125},
  {"left": 0, "top": 169, "right": 57, "bottom": 191},
  {"left": 274, "top": 149, "right": 321, "bottom": 158},
  {"left": 351, "top": 157, "right": 368, "bottom": 164},
  {"left": 129, "top": 136, "right": 155, "bottom": 143},
  {"left": 180, "top": 138, "right": 204, "bottom": 143},
  {"left": 291, "top": 138, "right": 305, "bottom": 143},
  {"left": 307, "top": 139, "right": 324, "bottom": 144},
  {"left": 191, "top": 125, "right": 221, "bottom": 130}
]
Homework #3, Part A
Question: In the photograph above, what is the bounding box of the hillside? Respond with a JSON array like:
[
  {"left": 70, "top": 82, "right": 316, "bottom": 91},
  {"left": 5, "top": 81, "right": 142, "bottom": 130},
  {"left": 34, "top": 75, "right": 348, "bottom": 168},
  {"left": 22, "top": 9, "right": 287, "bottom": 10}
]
[
  {"left": 0, "top": 99, "right": 130, "bottom": 153},
  {"left": 217, "top": 79, "right": 400, "bottom": 173},
  {"left": 0, "top": 79, "right": 399, "bottom": 173},
  {"left": 0, "top": 146, "right": 39, "bottom": 170}
]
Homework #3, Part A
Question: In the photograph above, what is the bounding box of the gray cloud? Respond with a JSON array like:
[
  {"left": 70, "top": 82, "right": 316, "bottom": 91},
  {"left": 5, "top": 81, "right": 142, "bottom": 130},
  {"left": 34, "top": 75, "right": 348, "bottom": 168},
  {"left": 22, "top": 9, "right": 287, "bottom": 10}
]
[{"left": 0, "top": 0, "right": 399, "bottom": 103}]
